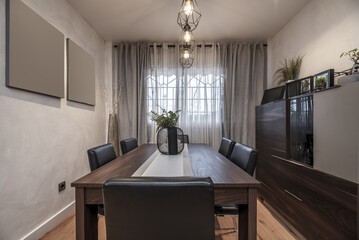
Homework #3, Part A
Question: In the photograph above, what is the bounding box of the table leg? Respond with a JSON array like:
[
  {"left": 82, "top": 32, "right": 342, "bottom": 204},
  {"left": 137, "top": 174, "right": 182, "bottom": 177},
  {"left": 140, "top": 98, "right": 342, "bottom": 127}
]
[
  {"left": 238, "top": 188, "right": 257, "bottom": 240},
  {"left": 75, "top": 188, "right": 98, "bottom": 240}
]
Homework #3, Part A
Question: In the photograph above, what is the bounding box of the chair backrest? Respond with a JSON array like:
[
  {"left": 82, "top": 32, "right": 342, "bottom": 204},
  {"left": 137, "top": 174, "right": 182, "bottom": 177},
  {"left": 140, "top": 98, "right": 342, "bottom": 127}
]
[
  {"left": 218, "top": 137, "right": 235, "bottom": 158},
  {"left": 178, "top": 134, "right": 189, "bottom": 143},
  {"left": 103, "top": 177, "right": 215, "bottom": 240},
  {"left": 87, "top": 143, "right": 117, "bottom": 172},
  {"left": 120, "top": 138, "right": 138, "bottom": 154},
  {"left": 229, "top": 143, "right": 258, "bottom": 176}
]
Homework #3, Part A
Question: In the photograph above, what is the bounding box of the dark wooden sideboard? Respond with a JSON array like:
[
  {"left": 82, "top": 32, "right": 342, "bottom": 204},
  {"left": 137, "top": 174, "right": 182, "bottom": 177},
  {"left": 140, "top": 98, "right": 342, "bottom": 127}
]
[{"left": 255, "top": 100, "right": 357, "bottom": 240}]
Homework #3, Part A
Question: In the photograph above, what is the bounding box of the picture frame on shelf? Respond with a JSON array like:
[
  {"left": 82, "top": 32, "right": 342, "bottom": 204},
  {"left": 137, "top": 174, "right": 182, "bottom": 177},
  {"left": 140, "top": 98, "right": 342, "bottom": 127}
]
[
  {"left": 352, "top": 63, "right": 359, "bottom": 74},
  {"left": 313, "top": 69, "right": 334, "bottom": 90},
  {"left": 285, "top": 76, "right": 313, "bottom": 99}
]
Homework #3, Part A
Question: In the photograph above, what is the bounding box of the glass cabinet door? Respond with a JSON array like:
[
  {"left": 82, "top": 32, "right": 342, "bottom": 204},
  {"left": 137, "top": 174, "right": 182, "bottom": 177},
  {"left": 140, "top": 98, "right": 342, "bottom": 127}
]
[{"left": 289, "top": 95, "right": 313, "bottom": 166}]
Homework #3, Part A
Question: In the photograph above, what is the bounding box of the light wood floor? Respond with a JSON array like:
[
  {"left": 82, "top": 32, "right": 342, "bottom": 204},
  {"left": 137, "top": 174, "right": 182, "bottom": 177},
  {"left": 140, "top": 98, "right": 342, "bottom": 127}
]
[{"left": 40, "top": 200, "right": 299, "bottom": 240}]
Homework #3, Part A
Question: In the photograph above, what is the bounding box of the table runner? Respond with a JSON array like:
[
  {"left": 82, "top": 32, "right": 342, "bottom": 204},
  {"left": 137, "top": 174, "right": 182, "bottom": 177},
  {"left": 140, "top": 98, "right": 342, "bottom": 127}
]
[{"left": 132, "top": 144, "right": 194, "bottom": 177}]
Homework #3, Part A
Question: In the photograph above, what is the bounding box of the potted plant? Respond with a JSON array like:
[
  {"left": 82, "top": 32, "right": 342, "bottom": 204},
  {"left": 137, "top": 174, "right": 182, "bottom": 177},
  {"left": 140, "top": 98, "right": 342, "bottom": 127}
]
[
  {"left": 340, "top": 48, "right": 359, "bottom": 74},
  {"left": 338, "top": 48, "right": 359, "bottom": 84},
  {"left": 315, "top": 76, "right": 327, "bottom": 90},
  {"left": 148, "top": 108, "right": 184, "bottom": 155},
  {"left": 274, "top": 55, "right": 304, "bottom": 86}
]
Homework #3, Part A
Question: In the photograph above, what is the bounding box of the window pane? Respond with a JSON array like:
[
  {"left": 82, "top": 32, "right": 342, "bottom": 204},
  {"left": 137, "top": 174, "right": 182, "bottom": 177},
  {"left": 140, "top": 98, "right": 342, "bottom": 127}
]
[{"left": 147, "top": 72, "right": 222, "bottom": 121}]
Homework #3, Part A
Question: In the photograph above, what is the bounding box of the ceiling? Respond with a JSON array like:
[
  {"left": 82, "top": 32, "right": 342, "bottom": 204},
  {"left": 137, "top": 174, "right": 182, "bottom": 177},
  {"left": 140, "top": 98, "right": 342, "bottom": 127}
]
[{"left": 67, "top": 0, "right": 311, "bottom": 43}]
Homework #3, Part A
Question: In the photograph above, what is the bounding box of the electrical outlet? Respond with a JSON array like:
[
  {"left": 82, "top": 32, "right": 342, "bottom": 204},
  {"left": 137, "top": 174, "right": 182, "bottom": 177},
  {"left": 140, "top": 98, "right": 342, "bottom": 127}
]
[{"left": 58, "top": 181, "right": 66, "bottom": 192}]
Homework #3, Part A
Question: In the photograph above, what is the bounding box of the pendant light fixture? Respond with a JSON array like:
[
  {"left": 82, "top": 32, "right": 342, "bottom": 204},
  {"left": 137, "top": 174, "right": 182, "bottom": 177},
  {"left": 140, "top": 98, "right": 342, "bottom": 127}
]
[
  {"left": 177, "top": 0, "right": 201, "bottom": 68},
  {"left": 179, "top": 24, "right": 195, "bottom": 68},
  {"left": 179, "top": 25, "right": 195, "bottom": 68},
  {"left": 180, "top": 42, "right": 194, "bottom": 68},
  {"left": 180, "top": 24, "right": 194, "bottom": 44},
  {"left": 177, "top": 0, "right": 201, "bottom": 31},
  {"left": 180, "top": 49, "right": 194, "bottom": 68}
]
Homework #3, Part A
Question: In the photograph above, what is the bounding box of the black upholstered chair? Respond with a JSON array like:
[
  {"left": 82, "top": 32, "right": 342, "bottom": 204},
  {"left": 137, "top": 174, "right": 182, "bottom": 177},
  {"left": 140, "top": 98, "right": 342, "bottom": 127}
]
[
  {"left": 215, "top": 142, "right": 259, "bottom": 231},
  {"left": 120, "top": 138, "right": 138, "bottom": 155},
  {"left": 103, "top": 177, "right": 215, "bottom": 240},
  {"left": 218, "top": 137, "right": 235, "bottom": 158},
  {"left": 87, "top": 143, "right": 117, "bottom": 215},
  {"left": 229, "top": 143, "right": 259, "bottom": 176},
  {"left": 87, "top": 143, "right": 117, "bottom": 172},
  {"left": 178, "top": 134, "right": 189, "bottom": 143}
]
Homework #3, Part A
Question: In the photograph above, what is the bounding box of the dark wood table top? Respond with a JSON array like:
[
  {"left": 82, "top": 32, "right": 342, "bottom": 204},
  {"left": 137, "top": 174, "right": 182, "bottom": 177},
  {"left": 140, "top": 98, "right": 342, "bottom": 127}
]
[{"left": 71, "top": 144, "right": 260, "bottom": 188}]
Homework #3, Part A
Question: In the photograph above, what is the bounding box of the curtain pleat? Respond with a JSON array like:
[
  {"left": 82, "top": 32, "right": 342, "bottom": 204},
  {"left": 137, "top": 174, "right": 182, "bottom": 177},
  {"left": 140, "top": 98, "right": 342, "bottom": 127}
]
[
  {"left": 117, "top": 43, "right": 149, "bottom": 146},
  {"left": 222, "top": 43, "right": 266, "bottom": 147}
]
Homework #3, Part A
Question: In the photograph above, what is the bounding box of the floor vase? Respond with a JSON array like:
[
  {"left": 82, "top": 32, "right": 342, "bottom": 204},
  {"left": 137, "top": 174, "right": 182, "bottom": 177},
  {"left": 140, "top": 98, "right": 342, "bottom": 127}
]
[{"left": 108, "top": 113, "right": 119, "bottom": 156}]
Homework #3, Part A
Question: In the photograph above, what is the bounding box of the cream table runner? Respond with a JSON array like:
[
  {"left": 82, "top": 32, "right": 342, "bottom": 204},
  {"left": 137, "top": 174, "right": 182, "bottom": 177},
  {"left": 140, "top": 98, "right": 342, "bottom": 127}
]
[{"left": 132, "top": 144, "right": 194, "bottom": 177}]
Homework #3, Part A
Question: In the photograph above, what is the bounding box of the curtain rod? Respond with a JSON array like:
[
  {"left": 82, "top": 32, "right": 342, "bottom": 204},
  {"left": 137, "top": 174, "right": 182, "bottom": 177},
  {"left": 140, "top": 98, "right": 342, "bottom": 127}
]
[{"left": 113, "top": 43, "right": 268, "bottom": 48}]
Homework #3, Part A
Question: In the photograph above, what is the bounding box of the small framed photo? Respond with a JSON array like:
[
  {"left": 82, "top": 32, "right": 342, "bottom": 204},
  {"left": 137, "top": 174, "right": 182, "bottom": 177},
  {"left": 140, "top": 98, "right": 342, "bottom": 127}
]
[
  {"left": 352, "top": 63, "right": 359, "bottom": 74},
  {"left": 313, "top": 69, "right": 334, "bottom": 90},
  {"left": 285, "top": 76, "right": 313, "bottom": 99}
]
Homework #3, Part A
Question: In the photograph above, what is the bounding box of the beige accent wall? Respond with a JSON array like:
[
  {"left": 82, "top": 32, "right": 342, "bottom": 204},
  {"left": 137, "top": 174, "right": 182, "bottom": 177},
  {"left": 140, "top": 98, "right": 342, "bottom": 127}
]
[
  {"left": 0, "top": 0, "right": 112, "bottom": 239},
  {"left": 313, "top": 82, "right": 359, "bottom": 183},
  {"left": 267, "top": 0, "right": 359, "bottom": 87}
]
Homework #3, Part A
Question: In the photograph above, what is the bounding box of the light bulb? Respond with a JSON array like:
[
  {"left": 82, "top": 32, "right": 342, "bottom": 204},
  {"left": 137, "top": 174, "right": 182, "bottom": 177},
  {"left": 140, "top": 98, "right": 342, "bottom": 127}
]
[
  {"left": 184, "top": 0, "right": 193, "bottom": 16},
  {"left": 183, "top": 50, "right": 190, "bottom": 59},
  {"left": 184, "top": 31, "right": 191, "bottom": 42}
]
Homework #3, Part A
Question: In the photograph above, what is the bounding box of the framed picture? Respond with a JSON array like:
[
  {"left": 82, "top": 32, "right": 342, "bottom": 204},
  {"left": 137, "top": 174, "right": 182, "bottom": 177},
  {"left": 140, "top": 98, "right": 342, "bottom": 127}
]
[
  {"left": 67, "top": 38, "right": 95, "bottom": 106},
  {"left": 352, "top": 63, "right": 359, "bottom": 74},
  {"left": 6, "top": 0, "right": 64, "bottom": 98},
  {"left": 285, "top": 76, "right": 313, "bottom": 99},
  {"left": 313, "top": 69, "right": 334, "bottom": 90},
  {"left": 261, "top": 86, "right": 285, "bottom": 105}
]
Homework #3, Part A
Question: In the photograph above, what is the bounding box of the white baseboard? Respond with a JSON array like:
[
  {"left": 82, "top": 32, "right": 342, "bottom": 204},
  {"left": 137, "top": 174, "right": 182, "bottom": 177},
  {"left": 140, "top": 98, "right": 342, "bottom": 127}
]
[{"left": 21, "top": 201, "right": 75, "bottom": 240}]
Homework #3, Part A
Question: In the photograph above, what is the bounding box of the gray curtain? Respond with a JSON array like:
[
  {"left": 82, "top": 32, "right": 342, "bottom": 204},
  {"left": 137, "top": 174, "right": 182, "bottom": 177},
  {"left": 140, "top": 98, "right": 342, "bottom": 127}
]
[
  {"left": 116, "top": 43, "right": 150, "bottom": 145},
  {"left": 221, "top": 43, "right": 266, "bottom": 147},
  {"left": 115, "top": 42, "right": 266, "bottom": 149}
]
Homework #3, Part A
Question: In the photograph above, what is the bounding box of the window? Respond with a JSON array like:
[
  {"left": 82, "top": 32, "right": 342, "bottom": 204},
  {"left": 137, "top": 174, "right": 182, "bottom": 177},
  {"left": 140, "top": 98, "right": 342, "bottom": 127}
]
[{"left": 147, "top": 70, "right": 223, "bottom": 144}]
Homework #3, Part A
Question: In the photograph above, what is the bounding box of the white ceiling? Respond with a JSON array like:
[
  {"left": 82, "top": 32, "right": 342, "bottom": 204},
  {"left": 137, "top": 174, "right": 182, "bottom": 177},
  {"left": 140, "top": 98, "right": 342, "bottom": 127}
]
[{"left": 67, "top": 0, "right": 311, "bottom": 42}]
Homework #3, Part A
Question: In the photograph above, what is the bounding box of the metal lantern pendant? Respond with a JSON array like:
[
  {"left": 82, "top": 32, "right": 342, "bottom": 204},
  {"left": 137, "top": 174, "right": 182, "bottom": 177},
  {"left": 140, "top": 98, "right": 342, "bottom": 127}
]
[
  {"left": 177, "top": 0, "right": 201, "bottom": 68},
  {"left": 157, "top": 127, "right": 185, "bottom": 155},
  {"left": 180, "top": 49, "right": 194, "bottom": 68},
  {"left": 179, "top": 24, "right": 195, "bottom": 68},
  {"left": 177, "top": 0, "right": 201, "bottom": 31}
]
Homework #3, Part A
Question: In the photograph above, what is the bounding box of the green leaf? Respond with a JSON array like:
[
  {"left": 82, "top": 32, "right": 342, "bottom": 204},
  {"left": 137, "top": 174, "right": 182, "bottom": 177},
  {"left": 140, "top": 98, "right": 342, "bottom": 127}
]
[
  {"left": 148, "top": 107, "right": 181, "bottom": 131},
  {"left": 273, "top": 55, "right": 303, "bottom": 86}
]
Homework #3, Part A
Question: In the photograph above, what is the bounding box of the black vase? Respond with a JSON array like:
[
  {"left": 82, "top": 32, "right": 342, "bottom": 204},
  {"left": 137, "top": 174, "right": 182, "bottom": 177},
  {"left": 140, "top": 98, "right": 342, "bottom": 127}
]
[{"left": 157, "top": 127, "right": 184, "bottom": 155}]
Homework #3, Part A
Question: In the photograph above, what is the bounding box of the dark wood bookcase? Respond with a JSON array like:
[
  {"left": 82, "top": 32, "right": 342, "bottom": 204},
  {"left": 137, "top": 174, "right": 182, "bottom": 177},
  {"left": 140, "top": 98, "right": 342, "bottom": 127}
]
[{"left": 255, "top": 99, "right": 357, "bottom": 240}]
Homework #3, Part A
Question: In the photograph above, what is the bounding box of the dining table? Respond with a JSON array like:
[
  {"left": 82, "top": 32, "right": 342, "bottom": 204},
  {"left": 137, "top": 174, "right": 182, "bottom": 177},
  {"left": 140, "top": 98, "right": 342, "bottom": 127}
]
[{"left": 71, "top": 143, "right": 260, "bottom": 240}]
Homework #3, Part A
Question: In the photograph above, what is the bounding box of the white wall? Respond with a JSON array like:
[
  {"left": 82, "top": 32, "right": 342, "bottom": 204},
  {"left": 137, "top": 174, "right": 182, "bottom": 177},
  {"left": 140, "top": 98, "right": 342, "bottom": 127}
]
[
  {"left": 267, "top": 0, "right": 359, "bottom": 87},
  {"left": 0, "top": 0, "right": 112, "bottom": 239},
  {"left": 313, "top": 82, "right": 359, "bottom": 183},
  {"left": 267, "top": 0, "right": 359, "bottom": 183}
]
